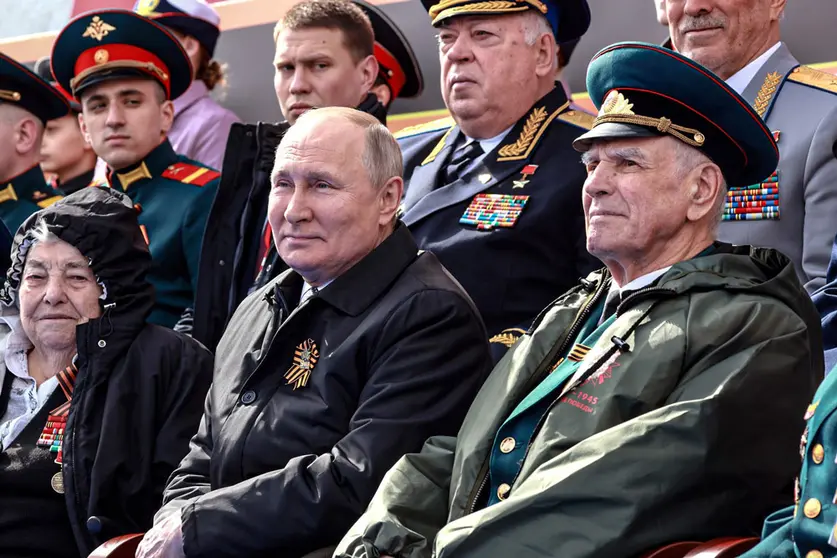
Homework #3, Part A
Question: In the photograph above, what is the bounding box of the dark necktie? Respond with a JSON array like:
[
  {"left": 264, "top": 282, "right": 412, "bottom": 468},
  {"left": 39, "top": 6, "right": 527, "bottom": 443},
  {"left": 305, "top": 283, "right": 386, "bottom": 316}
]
[
  {"left": 599, "top": 288, "right": 621, "bottom": 325},
  {"left": 443, "top": 139, "right": 484, "bottom": 185}
]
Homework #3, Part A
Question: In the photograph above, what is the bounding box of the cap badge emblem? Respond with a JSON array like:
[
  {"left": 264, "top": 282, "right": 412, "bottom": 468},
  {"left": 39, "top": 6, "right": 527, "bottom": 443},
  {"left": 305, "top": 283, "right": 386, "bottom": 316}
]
[{"left": 83, "top": 16, "right": 116, "bottom": 42}]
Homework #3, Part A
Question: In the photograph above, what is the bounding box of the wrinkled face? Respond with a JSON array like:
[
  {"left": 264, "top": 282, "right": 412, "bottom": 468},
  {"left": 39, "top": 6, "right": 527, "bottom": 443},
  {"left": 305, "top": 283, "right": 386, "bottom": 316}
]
[
  {"left": 268, "top": 119, "right": 388, "bottom": 285},
  {"left": 78, "top": 78, "right": 174, "bottom": 170},
  {"left": 274, "top": 27, "right": 372, "bottom": 124},
  {"left": 582, "top": 137, "right": 691, "bottom": 262},
  {"left": 19, "top": 239, "right": 103, "bottom": 355},
  {"left": 437, "top": 14, "right": 540, "bottom": 133},
  {"left": 668, "top": 0, "right": 779, "bottom": 78},
  {"left": 40, "top": 114, "right": 89, "bottom": 175}
]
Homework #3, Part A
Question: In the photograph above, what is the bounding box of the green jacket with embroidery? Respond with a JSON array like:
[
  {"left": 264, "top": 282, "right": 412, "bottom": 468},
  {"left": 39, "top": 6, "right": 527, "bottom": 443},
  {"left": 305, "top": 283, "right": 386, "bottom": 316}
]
[{"left": 335, "top": 244, "right": 823, "bottom": 558}]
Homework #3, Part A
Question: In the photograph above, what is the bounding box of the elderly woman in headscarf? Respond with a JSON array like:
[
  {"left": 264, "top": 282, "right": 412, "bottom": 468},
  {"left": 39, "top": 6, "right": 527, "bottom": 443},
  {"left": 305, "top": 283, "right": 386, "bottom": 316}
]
[{"left": 0, "top": 186, "right": 213, "bottom": 558}]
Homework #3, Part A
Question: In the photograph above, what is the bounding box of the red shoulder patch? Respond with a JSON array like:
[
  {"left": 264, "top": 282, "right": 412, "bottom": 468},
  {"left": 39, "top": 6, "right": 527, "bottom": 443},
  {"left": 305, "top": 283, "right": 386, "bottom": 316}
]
[{"left": 162, "top": 162, "right": 220, "bottom": 187}]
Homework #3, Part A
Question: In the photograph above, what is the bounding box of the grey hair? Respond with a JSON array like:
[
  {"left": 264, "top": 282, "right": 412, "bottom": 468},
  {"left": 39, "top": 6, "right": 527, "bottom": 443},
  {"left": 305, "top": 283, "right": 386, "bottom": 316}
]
[
  {"left": 289, "top": 106, "right": 403, "bottom": 189},
  {"left": 520, "top": 11, "right": 558, "bottom": 71},
  {"left": 671, "top": 141, "right": 728, "bottom": 226},
  {"left": 29, "top": 220, "right": 61, "bottom": 246}
]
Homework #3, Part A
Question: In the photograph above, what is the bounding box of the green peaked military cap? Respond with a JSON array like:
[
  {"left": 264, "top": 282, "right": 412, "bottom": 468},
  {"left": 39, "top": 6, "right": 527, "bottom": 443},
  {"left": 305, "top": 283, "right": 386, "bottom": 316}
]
[
  {"left": 573, "top": 42, "right": 779, "bottom": 189},
  {"left": 51, "top": 9, "right": 192, "bottom": 101},
  {"left": 420, "top": 0, "right": 590, "bottom": 43},
  {"left": 0, "top": 52, "right": 70, "bottom": 124}
]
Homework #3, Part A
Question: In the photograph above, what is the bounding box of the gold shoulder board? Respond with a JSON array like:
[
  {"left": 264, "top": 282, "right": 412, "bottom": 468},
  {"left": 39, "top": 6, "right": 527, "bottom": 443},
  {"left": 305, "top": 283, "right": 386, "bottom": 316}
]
[
  {"left": 787, "top": 66, "right": 837, "bottom": 95},
  {"left": 557, "top": 109, "right": 595, "bottom": 130},
  {"left": 394, "top": 116, "right": 456, "bottom": 139}
]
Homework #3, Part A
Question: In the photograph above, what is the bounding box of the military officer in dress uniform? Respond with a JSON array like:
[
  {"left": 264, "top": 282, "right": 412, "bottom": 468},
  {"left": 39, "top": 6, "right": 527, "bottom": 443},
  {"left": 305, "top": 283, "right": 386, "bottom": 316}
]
[
  {"left": 0, "top": 53, "right": 69, "bottom": 234},
  {"left": 50, "top": 9, "right": 220, "bottom": 328},
  {"left": 396, "top": 0, "right": 599, "bottom": 361},
  {"left": 668, "top": 0, "right": 837, "bottom": 293}
]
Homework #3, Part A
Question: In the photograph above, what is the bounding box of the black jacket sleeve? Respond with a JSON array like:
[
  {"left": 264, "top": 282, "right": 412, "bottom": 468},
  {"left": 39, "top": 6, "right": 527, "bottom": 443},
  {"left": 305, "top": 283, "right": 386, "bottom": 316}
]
[{"left": 178, "top": 289, "right": 492, "bottom": 557}]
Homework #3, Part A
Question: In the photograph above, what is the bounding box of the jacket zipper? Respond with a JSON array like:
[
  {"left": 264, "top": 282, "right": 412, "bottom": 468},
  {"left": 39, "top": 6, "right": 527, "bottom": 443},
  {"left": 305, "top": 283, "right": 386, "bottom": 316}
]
[
  {"left": 505, "top": 286, "right": 678, "bottom": 491},
  {"left": 466, "top": 276, "right": 609, "bottom": 513}
]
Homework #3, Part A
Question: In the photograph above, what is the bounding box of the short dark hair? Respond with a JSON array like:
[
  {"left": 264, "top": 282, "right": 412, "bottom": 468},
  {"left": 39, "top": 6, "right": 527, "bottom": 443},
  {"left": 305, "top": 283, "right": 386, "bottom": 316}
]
[{"left": 273, "top": 0, "right": 374, "bottom": 64}]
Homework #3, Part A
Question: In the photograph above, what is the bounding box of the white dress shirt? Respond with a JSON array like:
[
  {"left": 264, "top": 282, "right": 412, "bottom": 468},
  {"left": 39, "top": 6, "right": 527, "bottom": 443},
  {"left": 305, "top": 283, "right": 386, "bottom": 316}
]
[
  {"left": 0, "top": 316, "right": 58, "bottom": 451},
  {"left": 725, "top": 42, "right": 783, "bottom": 94}
]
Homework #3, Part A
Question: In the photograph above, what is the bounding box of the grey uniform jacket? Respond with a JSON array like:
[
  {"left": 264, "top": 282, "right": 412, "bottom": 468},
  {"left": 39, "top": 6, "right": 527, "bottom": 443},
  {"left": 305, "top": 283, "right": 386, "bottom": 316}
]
[{"left": 717, "top": 43, "right": 837, "bottom": 292}]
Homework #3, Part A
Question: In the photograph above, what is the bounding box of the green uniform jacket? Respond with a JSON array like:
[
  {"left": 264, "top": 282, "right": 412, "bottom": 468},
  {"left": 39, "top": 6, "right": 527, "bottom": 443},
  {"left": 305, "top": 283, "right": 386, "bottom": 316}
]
[
  {"left": 335, "top": 244, "right": 823, "bottom": 558},
  {"left": 0, "top": 165, "right": 62, "bottom": 235},
  {"left": 743, "top": 363, "right": 837, "bottom": 558},
  {"left": 107, "top": 140, "right": 219, "bottom": 328}
]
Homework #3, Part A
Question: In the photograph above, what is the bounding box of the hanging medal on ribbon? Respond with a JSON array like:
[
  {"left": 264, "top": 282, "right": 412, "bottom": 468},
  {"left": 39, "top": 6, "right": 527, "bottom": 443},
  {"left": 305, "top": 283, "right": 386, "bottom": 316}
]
[{"left": 36, "top": 362, "right": 78, "bottom": 494}]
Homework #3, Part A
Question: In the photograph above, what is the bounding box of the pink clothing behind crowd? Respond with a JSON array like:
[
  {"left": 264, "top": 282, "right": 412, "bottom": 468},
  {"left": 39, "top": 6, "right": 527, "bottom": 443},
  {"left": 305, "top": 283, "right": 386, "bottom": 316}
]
[{"left": 169, "top": 80, "right": 240, "bottom": 171}]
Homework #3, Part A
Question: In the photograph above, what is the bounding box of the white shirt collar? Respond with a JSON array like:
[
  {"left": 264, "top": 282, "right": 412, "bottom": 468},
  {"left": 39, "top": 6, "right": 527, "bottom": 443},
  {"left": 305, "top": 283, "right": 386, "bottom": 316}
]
[
  {"left": 464, "top": 125, "right": 514, "bottom": 156},
  {"left": 300, "top": 279, "right": 333, "bottom": 305},
  {"left": 725, "top": 41, "right": 783, "bottom": 94},
  {"left": 616, "top": 266, "right": 672, "bottom": 294}
]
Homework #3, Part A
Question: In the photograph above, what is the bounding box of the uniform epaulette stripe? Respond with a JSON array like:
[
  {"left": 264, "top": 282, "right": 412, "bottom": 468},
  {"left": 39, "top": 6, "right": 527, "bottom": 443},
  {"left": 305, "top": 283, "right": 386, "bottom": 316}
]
[
  {"left": 557, "top": 109, "right": 595, "bottom": 130},
  {"left": 163, "top": 162, "right": 220, "bottom": 187},
  {"left": 394, "top": 116, "right": 456, "bottom": 139},
  {"left": 183, "top": 167, "right": 209, "bottom": 184},
  {"left": 787, "top": 65, "right": 837, "bottom": 95},
  {"left": 37, "top": 195, "right": 63, "bottom": 208}
]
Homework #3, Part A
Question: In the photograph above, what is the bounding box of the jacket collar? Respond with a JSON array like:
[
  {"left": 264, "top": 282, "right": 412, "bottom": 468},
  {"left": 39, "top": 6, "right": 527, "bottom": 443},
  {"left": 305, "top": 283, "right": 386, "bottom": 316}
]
[
  {"left": 277, "top": 222, "right": 419, "bottom": 317},
  {"left": 59, "top": 168, "right": 96, "bottom": 195},
  {"left": 0, "top": 164, "right": 58, "bottom": 206},
  {"left": 739, "top": 43, "right": 799, "bottom": 120},
  {"left": 107, "top": 139, "right": 179, "bottom": 191},
  {"left": 402, "top": 85, "right": 570, "bottom": 227}
]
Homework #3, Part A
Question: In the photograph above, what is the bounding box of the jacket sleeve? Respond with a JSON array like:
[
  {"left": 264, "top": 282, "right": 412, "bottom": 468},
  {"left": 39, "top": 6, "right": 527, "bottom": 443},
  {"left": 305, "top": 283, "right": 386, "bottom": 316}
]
[
  {"left": 154, "top": 386, "right": 216, "bottom": 525},
  {"left": 144, "top": 334, "right": 213, "bottom": 525},
  {"left": 180, "top": 289, "right": 493, "bottom": 557},
  {"left": 429, "top": 298, "right": 822, "bottom": 558},
  {"left": 334, "top": 435, "right": 458, "bottom": 558},
  {"left": 189, "top": 109, "right": 240, "bottom": 172},
  {"left": 801, "top": 103, "right": 837, "bottom": 293}
]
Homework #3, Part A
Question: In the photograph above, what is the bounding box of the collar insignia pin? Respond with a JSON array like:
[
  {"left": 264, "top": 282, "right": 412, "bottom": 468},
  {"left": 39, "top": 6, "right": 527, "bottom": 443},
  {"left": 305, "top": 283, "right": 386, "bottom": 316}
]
[{"left": 285, "top": 338, "right": 319, "bottom": 390}]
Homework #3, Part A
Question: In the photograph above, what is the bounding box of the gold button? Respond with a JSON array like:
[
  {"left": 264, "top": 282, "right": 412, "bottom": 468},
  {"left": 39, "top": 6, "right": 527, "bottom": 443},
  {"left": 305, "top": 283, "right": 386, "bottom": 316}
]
[
  {"left": 497, "top": 483, "right": 511, "bottom": 500},
  {"left": 806, "top": 551, "right": 823, "bottom": 558},
  {"left": 812, "top": 444, "right": 825, "bottom": 464},
  {"left": 499, "top": 437, "right": 516, "bottom": 454},
  {"left": 804, "top": 498, "right": 822, "bottom": 518}
]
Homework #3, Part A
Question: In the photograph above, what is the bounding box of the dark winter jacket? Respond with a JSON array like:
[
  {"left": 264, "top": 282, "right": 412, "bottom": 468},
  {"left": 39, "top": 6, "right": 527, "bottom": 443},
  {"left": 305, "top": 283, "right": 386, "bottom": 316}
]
[
  {"left": 0, "top": 187, "right": 213, "bottom": 556},
  {"left": 156, "top": 222, "right": 492, "bottom": 557}
]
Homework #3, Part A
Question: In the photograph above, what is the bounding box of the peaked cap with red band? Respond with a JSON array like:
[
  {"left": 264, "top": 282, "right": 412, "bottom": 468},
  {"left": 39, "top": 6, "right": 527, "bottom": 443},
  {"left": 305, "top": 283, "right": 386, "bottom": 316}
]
[
  {"left": 51, "top": 9, "right": 192, "bottom": 101},
  {"left": 354, "top": 0, "right": 423, "bottom": 100},
  {"left": 573, "top": 42, "right": 779, "bottom": 189}
]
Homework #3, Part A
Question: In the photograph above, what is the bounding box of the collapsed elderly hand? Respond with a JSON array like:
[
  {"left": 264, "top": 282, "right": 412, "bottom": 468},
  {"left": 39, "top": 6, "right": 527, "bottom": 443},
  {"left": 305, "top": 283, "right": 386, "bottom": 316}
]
[{"left": 135, "top": 513, "right": 185, "bottom": 558}]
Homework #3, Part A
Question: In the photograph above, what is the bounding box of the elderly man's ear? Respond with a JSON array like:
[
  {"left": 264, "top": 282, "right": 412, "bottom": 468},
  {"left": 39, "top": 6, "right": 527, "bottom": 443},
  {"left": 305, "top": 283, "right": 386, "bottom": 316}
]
[
  {"left": 686, "top": 163, "right": 726, "bottom": 223},
  {"left": 378, "top": 176, "right": 404, "bottom": 226}
]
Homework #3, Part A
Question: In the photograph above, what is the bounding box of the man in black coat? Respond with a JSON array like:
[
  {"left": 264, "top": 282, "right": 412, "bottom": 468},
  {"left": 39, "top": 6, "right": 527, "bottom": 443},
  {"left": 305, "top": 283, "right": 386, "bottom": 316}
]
[
  {"left": 396, "top": 0, "right": 600, "bottom": 361},
  {"left": 188, "top": 0, "right": 423, "bottom": 349},
  {"left": 136, "top": 107, "right": 492, "bottom": 558}
]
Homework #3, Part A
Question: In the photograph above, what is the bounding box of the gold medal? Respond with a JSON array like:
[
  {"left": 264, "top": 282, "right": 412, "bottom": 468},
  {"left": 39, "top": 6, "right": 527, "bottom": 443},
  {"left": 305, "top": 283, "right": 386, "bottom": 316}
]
[{"left": 51, "top": 471, "right": 64, "bottom": 494}]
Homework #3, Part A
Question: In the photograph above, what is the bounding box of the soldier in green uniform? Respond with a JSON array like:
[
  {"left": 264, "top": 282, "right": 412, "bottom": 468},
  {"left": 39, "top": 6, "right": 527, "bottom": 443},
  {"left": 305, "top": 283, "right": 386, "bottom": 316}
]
[
  {"left": 0, "top": 52, "right": 68, "bottom": 234},
  {"left": 50, "top": 9, "right": 220, "bottom": 328}
]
